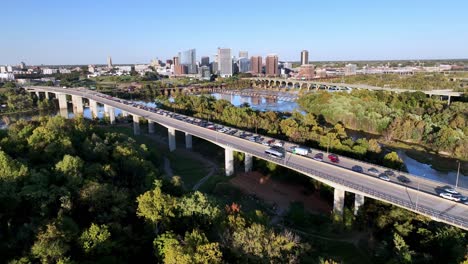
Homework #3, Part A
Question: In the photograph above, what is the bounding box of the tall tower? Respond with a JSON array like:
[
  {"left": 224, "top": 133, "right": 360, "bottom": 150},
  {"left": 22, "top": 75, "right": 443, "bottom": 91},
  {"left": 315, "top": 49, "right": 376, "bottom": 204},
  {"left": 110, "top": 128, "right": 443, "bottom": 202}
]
[
  {"left": 107, "top": 56, "right": 113, "bottom": 68},
  {"left": 250, "top": 56, "right": 262, "bottom": 75},
  {"left": 218, "top": 48, "right": 233, "bottom": 77},
  {"left": 265, "top": 55, "right": 278, "bottom": 76},
  {"left": 301, "top": 50, "right": 309, "bottom": 65},
  {"left": 239, "top": 51, "right": 248, "bottom": 58}
]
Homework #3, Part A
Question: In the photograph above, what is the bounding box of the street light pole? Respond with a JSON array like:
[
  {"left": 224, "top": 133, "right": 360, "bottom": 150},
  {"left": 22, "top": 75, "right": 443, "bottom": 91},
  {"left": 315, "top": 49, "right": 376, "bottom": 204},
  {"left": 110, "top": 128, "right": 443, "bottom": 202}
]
[
  {"left": 455, "top": 160, "right": 460, "bottom": 189},
  {"left": 415, "top": 178, "right": 421, "bottom": 212}
]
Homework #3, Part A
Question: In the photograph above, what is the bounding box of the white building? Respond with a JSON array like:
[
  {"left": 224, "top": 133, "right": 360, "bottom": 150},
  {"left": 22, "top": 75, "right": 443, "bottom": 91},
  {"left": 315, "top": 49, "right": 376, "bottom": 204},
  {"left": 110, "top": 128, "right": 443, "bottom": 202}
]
[
  {"left": 0, "top": 66, "right": 6, "bottom": 73},
  {"left": 0, "top": 73, "right": 15, "bottom": 81},
  {"left": 134, "top": 64, "right": 149, "bottom": 72},
  {"left": 117, "top": 66, "right": 132, "bottom": 73},
  {"left": 344, "top": 64, "right": 357, "bottom": 76},
  {"left": 7, "top": 65, "right": 13, "bottom": 72},
  {"left": 42, "top": 68, "right": 58, "bottom": 75},
  {"left": 59, "top": 68, "right": 72, "bottom": 74},
  {"left": 218, "top": 48, "right": 232, "bottom": 77}
]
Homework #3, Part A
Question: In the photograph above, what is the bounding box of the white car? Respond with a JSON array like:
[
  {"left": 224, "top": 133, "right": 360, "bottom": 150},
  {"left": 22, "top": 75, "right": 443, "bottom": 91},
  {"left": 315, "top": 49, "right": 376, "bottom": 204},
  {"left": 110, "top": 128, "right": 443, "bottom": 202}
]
[
  {"left": 442, "top": 186, "right": 459, "bottom": 195},
  {"left": 439, "top": 192, "right": 461, "bottom": 202}
]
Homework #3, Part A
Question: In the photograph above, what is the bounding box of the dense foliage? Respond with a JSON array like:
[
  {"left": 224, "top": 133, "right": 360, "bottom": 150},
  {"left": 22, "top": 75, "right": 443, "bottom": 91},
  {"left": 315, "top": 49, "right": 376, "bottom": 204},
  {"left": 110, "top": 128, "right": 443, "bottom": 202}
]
[
  {"left": 0, "top": 116, "right": 308, "bottom": 263},
  {"left": 298, "top": 90, "right": 468, "bottom": 160}
]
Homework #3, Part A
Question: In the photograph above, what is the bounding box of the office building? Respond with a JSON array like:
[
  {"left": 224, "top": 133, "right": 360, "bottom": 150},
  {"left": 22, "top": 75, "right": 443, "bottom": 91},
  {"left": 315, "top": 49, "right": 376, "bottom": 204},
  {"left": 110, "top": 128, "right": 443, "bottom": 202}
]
[
  {"left": 239, "top": 51, "right": 248, "bottom": 58},
  {"left": 297, "top": 64, "right": 315, "bottom": 80},
  {"left": 7, "top": 65, "right": 13, "bottom": 72},
  {"left": 19, "top": 62, "right": 26, "bottom": 69},
  {"left": 250, "top": 56, "right": 262, "bottom": 75},
  {"left": 0, "top": 66, "right": 6, "bottom": 73},
  {"left": 42, "top": 68, "right": 58, "bottom": 75},
  {"left": 107, "top": 56, "right": 113, "bottom": 68},
  {"left": 344, "top": 64, "right": 357, "bottom": 76},
  {"left": 199, "top": 65, "right": 211, "bottom": 80},
  {"left": 265, "top": 55, "right": 279, "bottom": 76},
  {"left": 238, "top": 57, "right": 250, "bottom": 73},
  {"left": 59, "top": 68, "right": 72, "bottom": 74},
  {"left": 175, "top": 64, "right": 187, "bottom": 75},
  {"left": 201, "top": 56, "right": 210, "bottom": 66},
  {"left": 218, "top": 48, "right": 233, "bottom": 77},
  {"left": 0, "top": 73, "right": 15, "bottom": 81},
  {"left": 301, "top": 50, "right": 309, "bottom": 65},
  {"left": 179, "top": 49, "right": 197, "bottom": 74}
]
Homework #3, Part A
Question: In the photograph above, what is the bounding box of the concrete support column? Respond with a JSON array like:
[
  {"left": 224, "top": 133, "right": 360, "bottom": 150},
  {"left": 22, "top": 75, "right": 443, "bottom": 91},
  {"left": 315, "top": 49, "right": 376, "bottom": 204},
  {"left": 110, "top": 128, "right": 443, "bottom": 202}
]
[
  {"left": 225, "top": 147, "right": 234, "bottom": 176},
  {"left": 72, "top": 95, "right": 84, "bottom": 114},
  {"left": 168, "top": 127, "right": 176, "bottom": 152},
  {"left": 59, "top": 108, "right": 68, "bottom": 118},
  {"left": 57, "top": 93, "right": 68, "bottom": 110},
  {"left": 148, "top": 121, "right": 155, "bottom": 134},
  {"left": 89, "top": 99, "right": 98, "bottom": 118},
  {"left": 45, "top": 92, "right": 50, "bottom": 100},
  {"left": 107, "top": 106, "right": 115, "bottom": 124},
  {"left": 185, "top": 132, "right": 192, "bottom": 149},
  {"left": 103, "top": 104, "right": 109, "bottom": 117},
  {"left": 354, "top": 194, "right": 365, "bottom": 216},
  {"left": 122, "top": 111, "right": 129, "bottom": 117},
  {"left": 333, "top": 188, "right": 345, "bottom": 216},
  {"left": 244, "top": 153, "right": 253, "bottom": 172},
  {"left": 35, "top": 91, "right": 40, "bottom": 98},
  {"left": 133, "top": 115, "right": 140, "bottom": 135},
  {"left": 447, "top": 95, "right": 451, "bottom": 105}
]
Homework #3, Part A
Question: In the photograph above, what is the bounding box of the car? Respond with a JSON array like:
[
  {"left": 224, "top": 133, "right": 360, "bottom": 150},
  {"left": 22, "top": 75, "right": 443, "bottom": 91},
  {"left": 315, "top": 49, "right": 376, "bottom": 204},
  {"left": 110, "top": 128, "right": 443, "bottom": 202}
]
[
  {"left": 328, "top": 154, "right": 339, "bottom": 163},
  {"left": 378, "top": 174, "right": 390, "bottom": 181},
  {"left": 384, "top": 170, "right": 395, "bottom": 177},
  {"left": 439, "top": 192, "right": 461, "bottom": 202},
  {"left": 368, "top": 167, "right": 379, "bottom": 175},
  {"left": 267, "top": 139, "right": 275, "bottom": 146},
  {"left": 262, "top": 141, "right": 270, "bottom": 146},
  {"left": 351, "top": 165, "right": 363, "bottom": 173},
  {"left": 313, "top": 153, "right": 324, "bottom": 161},
  {"left": 288, "top": 145, "right": 298, "bottom": 152},
  {"left": 397, "top": 175, "right": 411, "bottom": 183},
  {"left": 442, "top": 186, "right": 459, "bottom": 195},
  {"left": 459, "top": 196, "right": 468, "bottom": 205},
  {"left": 273, "top": 141, "right": 284, "bottom": 147}
]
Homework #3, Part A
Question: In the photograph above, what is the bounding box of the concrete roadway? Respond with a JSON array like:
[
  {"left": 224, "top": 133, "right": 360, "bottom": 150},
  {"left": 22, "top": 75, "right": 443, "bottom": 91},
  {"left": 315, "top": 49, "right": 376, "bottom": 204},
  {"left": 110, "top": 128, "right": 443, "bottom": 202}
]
[{"left": 28, "top": 86, "right": 468, "bottom": 230}]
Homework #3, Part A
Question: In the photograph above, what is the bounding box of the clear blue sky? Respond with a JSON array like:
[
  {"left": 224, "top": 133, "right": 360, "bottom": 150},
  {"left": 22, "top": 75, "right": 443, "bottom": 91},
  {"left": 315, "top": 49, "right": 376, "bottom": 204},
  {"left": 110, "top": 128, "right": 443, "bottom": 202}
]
[{"left": 1, "top": 0, "right": 467, "bottom": 65}]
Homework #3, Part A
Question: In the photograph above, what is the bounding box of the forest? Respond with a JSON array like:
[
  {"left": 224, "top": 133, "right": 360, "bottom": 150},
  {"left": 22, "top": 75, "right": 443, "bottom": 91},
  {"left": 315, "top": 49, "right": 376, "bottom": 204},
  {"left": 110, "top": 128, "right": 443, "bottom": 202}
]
[{"left": 298, "top": 90, "right": 468, "bottom": 160}]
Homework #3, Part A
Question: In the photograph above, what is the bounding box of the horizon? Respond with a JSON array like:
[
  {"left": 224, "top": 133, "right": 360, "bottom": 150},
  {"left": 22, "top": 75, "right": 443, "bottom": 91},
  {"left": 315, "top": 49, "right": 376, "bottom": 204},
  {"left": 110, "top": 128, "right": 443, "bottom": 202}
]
[{"left": 1, "top": 0, "right": 468, "bottom": 65}]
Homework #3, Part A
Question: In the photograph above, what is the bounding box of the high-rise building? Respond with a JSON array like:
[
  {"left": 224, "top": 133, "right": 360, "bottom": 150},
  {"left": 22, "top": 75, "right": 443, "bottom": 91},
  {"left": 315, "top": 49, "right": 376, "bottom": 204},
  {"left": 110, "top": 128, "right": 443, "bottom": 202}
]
[
  {"left": 173, "top": 56, "right": 179, "bottom": 66},
  {"left": 179, "top": 49, "right": 197, "bottom": 74},
  {"left": 107, "top": 56, "right": 113, "bottom": 68},
  {"left": 265, "top": 55, "right": 278, "bottom": 76},
  {"left": 201, "top": 56, "right": 210, "bottom": 66},
  {"left": 19, "top": 62, "right": 26, "bottom": 69},
  {"left": 297, "top": 64, "right": 315, "bottom": 80},
  {"left": 250, "top": 56, "right": 262, "bottom": 75},
  {"left": 238, "top": 57, "right": 250, "bottom": 73},
  {"left": 239, "top": 51, "right": 248, "bottom": 58},
  {"left": 301, "top": 50, "right": 309, "bottom": 65},
  {"left": 199, "top": 66, "right": 211, "bottom": 80},
  {"left": 218, "top": 48, "right": 232, "bottom": 77}
]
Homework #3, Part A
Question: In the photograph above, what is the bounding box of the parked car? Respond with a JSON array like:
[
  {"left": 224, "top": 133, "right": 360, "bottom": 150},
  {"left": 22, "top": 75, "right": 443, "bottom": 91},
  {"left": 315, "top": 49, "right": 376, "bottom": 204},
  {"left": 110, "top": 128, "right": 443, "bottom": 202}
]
[
  {"left": 378, "top": 174, "right": 390, "bottom": 181},
  {"left": 313, "top": 153, "right": 324, "bottom": 161},
  {"left": 328, "top": 154, "right": 339, "bottom": 163},
  {"left": 439, "top": 192, "right": 461, "bottom": 202},
  {"left": 368, "top": 167, "right": 379, "bottom": 175},
  {"left": 397, "top": 175, "right": 411, "bottom": 183},
  {"left": 352, "top": 165, "right": 363, "bottom": 173},
  {"left": 384, "top": 170, "right": 395, "bottom": 177}
]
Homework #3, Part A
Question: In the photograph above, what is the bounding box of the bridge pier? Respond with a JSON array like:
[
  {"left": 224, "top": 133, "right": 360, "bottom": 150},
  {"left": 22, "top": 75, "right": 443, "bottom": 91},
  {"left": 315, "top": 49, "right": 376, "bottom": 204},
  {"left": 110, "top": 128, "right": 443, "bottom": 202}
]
[
  {"left": 35, "top": 91, "right": 40, "bottom": 99},
  {"left": 89, "top": 99, "right": 98, "bottom": 118},
  {"left": 244, "top": 153, "right": 253, "bottom": 172},
  {"left": 72, "top": 95, "right": 84, "bottom": 114},
  {"left": 148, "top": 121, "right": 155, "bottom": 134},
  {"left": 57, "top": 93, "right": 68, "bottom": 110},
  {"left": 185, "top": 132, "right": 192, "bottom": 149},
  {"left": 45, "top": 92, "right": 50, "bottom": 100},
  {"left": 122, "top": 111, "right": 128, "bottom": 117},
  {"left": 225, "top": 147, "right": 234, "bottom": 176},
  {"left": 107, "top": 106, "right": 115, "bottom": 124},
  {"left": 59, "top": 108, "right": 68, "bottom": 118},
  {"left": 354, "top": 194, "right": 365, "bottom": 215},
  {"left": 133, "top": 115, "right": 140, "bottom": 135},
  {"left": 168, "top": 127, "right": 176, "bottom": 152},
  {"left": 333, "top": 188, "right": 345, "bottom": 216}
]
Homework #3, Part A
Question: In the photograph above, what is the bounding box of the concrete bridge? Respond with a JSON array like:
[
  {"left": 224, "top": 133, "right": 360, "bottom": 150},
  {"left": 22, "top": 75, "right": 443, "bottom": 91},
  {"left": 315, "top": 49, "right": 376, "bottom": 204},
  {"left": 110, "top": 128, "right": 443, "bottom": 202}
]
[
  {"left": 25, "top": 86, "right": 468, "bottom": 230},
  {"left": 247, "top": 77, "right": 464, "bottom": 103}
]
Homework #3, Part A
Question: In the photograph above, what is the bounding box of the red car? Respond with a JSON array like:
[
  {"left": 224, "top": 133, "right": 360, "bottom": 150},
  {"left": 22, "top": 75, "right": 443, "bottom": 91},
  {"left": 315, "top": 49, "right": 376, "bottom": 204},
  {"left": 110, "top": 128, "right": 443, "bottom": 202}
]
[{"left": 328, "top": 154, "right": 339, "bottom": 163}]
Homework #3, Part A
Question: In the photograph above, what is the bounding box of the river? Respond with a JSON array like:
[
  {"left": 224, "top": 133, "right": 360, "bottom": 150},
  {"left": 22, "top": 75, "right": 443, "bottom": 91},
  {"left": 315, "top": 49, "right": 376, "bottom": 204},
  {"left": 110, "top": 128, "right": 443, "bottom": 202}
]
[{"left": 0, "top": 93, "right": 466, "bottom": 187}]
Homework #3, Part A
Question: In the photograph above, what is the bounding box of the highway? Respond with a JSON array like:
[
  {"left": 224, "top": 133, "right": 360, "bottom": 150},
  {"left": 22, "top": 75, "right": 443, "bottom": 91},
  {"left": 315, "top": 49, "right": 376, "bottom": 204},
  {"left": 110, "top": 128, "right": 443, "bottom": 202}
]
[{"left": 27, "top": 86, "right": 468, "bottom": 230}]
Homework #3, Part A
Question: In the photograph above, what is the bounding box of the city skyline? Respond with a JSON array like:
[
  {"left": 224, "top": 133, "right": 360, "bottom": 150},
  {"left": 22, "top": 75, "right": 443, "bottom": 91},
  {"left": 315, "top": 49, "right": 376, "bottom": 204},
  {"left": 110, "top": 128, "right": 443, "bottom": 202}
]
[{"left": 1, "top": 0, "right": 468, "bottom": 65}]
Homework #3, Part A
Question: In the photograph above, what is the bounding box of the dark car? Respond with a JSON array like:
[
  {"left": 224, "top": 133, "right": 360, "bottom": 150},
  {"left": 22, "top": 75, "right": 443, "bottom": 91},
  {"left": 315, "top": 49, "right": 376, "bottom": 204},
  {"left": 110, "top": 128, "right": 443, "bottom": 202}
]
[
  {"left": 313, "top": 153, "right": 324, "bottom": 161},
  {"left": 352, "top": 165, "right": 363, "bottom": 173},
  {"left": 328, "top": 154, "right": 339, "bottom": 163},
  {"left": 397, "top": 175, "right": 411, "bottom": 183},
  {"left": 384, "top": 170, "right": 395, "bottom": 177}
]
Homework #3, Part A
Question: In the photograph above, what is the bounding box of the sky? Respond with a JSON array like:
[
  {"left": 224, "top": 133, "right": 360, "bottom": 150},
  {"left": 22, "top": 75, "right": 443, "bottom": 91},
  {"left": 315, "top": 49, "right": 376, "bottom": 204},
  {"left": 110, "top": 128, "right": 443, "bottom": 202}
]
[{"left": 1, "top": 0, "right": 467, "bottom": 65}]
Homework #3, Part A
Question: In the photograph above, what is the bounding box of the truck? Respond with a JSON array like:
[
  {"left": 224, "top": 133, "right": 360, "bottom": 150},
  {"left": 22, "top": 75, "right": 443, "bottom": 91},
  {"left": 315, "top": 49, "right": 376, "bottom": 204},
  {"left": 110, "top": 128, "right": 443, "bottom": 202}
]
[{"left": 292, "top": 147, "right": 309, "bottom": 156}]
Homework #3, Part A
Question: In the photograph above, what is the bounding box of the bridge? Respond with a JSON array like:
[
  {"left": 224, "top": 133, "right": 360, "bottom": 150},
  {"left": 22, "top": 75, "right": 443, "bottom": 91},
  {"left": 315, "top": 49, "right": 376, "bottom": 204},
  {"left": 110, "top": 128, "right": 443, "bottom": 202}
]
[
  {"left": 25, "top": 86, "right": 468, "bottom": 230},
  {"left": 247, "top": 77, "right": 464, "bottom": 103}
]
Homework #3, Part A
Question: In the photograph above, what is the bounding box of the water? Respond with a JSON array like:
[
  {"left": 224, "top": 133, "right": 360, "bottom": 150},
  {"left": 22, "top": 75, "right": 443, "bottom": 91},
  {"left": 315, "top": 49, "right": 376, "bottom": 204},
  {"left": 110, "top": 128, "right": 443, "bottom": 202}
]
[{"left": 211, "top": 93, "right": 299, "bottom": 112}]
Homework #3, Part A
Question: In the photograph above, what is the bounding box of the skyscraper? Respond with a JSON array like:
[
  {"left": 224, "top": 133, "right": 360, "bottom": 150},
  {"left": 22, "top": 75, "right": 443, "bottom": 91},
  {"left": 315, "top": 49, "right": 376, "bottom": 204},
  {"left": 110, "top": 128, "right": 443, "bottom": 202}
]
[
  {"left": 218, "top": 48, "right": 232, "bottom": 77},
  {"left": 266, "top": 55, "right": 278, "bottom": 76},
  {"left": 301, "top": 50, "right": 309, "bottom": 65},
  {"left": 201, "top": 56, "right": 210, "bottom": 66},
  {"left": 173, "top": 56, "right": 179, "bottom": 66},
  {"left": 107, "top": 56, "right": 113, "bottom": 68},
  {"left": 239, "top": 51, "right": 248, "bottom": 58},
  {"left": 238, "top": 58, "right": 250, "bottom": 73},
  {"left": 179, "top": 49, "right": 197, "bottom": 74},
  {"left": 250, "top": 56, "right": 262, "bottom": 75}
]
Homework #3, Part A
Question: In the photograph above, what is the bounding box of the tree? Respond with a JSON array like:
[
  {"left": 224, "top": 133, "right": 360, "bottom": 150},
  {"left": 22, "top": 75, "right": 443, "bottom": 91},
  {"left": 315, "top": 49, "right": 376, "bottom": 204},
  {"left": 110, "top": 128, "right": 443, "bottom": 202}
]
[
  {"left": 393, "top": 232, "right": 413, "bottom": 263},
  {"left": 79, "top": 223, "right": 113, "bottom": 255},
  {"left": 154, "top": 230, "right": 222, "bottom": 264},
  {"left": 383, "top": 151, "right": 404, "bottom": 170}
]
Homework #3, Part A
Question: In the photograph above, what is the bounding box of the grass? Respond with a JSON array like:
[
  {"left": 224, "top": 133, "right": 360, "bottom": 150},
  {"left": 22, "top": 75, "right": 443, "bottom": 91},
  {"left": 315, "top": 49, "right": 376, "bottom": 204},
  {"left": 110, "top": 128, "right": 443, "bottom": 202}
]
[{"left": 167, "top": 152, "right": 210, "bottom": 189}]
